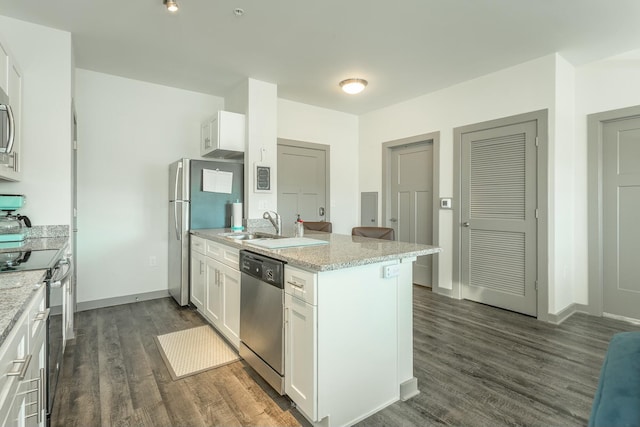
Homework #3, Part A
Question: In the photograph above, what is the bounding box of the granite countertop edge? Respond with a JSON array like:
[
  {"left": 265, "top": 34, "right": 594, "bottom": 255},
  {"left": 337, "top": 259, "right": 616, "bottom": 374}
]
[
  {"left": 0, "top": 270, "right": 48, "bottom": 347},
  {"left": 191, "top": 228, "right": 442, "bottom": 272},
  {"left": 0, "top": 232, "right": 70, "bottom": 348}
]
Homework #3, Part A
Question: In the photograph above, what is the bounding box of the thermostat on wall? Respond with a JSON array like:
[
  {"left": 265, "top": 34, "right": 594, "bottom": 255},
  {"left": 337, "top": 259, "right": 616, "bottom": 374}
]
[{"left": 440, "top": 198, "right": 452, "bottom": 209}]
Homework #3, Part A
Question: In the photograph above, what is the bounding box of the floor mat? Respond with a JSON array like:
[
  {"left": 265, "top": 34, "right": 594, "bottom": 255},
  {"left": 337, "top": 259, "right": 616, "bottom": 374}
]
[{"left": 155, "top": 325, "right": 239, "bottom": 380}]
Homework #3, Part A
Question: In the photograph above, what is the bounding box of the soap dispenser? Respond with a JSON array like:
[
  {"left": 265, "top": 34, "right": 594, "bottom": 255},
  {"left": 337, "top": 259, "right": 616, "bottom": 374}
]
[{"left": 295, "top": 214, "right": 304, "bottom": 237}]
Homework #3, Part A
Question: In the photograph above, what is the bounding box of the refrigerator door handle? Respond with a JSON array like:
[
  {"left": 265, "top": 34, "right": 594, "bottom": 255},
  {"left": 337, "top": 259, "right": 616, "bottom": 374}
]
[
  {"left": 174, "top": 161, "right": 182, "bottom": 202},
  {"left": 174, "top": 201, "right": 181, "bottom": 241}
]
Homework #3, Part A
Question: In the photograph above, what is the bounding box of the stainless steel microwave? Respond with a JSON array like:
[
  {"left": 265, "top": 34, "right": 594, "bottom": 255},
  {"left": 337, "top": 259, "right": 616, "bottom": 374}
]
[{"left": 0, "top": 87, "right": 15, "bottom": 155}]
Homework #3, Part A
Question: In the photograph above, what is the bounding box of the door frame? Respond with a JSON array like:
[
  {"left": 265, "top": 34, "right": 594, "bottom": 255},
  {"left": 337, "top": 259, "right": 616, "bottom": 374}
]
[
  {"left": 587, "top": 104, "right": 640, "bottom": 317},
  {"left": 277, "top": 138, "right": 331, "bottom": 221},
  {"left": 452, "top": 110, "right": 549, "bottom": 320},
  {"left": 382, "top": 132, "right": 440, "bottom": 291}
]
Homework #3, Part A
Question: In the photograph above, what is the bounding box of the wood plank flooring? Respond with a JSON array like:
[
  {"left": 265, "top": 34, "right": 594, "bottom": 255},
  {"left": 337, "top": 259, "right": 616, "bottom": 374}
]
[{"left": 52, "top": 287, "right": 639, "bottom": 427}]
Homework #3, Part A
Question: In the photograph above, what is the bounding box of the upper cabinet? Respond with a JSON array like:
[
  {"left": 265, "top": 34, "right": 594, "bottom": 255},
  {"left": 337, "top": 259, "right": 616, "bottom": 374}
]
[
  {"left": 0, "top": 37, "right": 22, "bottom": 182},
  {"left": 200, "top": 110, "right": 245, "bottom": 159},
  {"left": 0, "top": 43, "right": 8, "bottom": 95}
]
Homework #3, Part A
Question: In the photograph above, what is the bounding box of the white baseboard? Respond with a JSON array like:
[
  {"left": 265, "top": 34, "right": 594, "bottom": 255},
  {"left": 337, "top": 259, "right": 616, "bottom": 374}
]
[
  {"left": 603, "top": 312, "right": 640, "bottom": 325},
  {"left": 400, "top": 377, "right": 420, "bottom": 401},
  {"left": 546, "top": 303, "right": 590, "bottom": 325},
  {"left": 77, "top": 290, "right": 170, "bottom": 312}
]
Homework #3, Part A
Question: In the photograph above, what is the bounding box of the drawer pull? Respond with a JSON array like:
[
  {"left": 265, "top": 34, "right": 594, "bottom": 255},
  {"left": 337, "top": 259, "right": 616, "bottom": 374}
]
[
  {"left": 34, "top": 308, "right": 50, "bottom": 323},
  {"left": 287, "top": 281, "right": 304, "bottom": 289},
  {"left": 9, "top": 354, "right": 32, "bottom": 380}
]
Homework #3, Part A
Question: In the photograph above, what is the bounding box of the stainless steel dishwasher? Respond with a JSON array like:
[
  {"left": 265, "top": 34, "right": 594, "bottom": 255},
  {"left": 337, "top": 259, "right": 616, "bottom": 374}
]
[{"left": 239, "top": 250, "right": 285, "bottom": 394}]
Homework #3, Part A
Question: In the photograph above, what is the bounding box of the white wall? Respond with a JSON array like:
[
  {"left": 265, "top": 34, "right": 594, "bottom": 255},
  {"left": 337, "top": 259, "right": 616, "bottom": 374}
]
[
  {"left": 75, "top": 69, "right": 223, "bottom": 303},
  {"left": 573, "top": 48, "right": 640, "bottom": 304},
  {"left": 277, "top": 99, "right": 359, "bottom": 234},
  {"left": 359, "top": 55, "right": 570, "bottom": 313},
  {"left": 551, "top": 55, "right": 577, "bottom": 312},
  {"left": 245, "top": 79, "right": 278, "bottom": 220},
  {"left": 0, "top": 17, "right": 73, "bottom": 226}
]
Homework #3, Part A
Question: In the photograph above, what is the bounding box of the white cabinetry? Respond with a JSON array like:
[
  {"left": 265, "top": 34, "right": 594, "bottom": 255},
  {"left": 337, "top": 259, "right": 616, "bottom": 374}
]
[
  {"left": 190, "top": 236, "right": 206, "bottom": 310},
  {"left": 283, "top": 260, "right": 414, "bottom": 427},
  {"left": 0, "top": 285, "right": 47, "bottom": 427},
  {"left": 0, "top": 43, "right": 8, "bottom": 94},
  {"left": 284, "top": 265, "right": 317, "bottom": 421},
  {"left": 204, "top": 256, "right": 223, "bottom": 324},
  {"left": 0, "top": 37, "right": 22, "bottom": 182},
  {"left": 189, "top": 236, "right": 240, "bottom": 349},
  {"left": 218, "top": 262, "right": 240, "bottom": 346},
  {"left": 200, "top": 111, "right": 245, "bottom": 158}
]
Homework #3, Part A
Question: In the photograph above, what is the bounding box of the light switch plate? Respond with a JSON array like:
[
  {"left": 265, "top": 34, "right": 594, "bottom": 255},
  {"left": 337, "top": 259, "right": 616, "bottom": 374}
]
[{"left": 440, "top": 198, "right": 452, "bottom": 209}]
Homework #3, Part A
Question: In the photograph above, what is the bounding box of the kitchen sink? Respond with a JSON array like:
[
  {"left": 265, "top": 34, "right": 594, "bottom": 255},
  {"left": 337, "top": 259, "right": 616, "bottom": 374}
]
[{"left": 221, "top": 232, "right": 283, "bottom": 241}]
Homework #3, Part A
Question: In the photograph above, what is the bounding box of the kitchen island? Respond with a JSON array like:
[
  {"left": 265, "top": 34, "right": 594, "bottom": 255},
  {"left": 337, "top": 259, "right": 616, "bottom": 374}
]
[{"left": 191, "top": 228, "right": 441, "bottom": 427}]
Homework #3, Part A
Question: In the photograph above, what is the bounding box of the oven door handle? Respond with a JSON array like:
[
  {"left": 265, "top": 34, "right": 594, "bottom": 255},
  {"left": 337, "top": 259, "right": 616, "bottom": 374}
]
[{"left": 50, "top": 258, "right": 73, "bottom": 288}]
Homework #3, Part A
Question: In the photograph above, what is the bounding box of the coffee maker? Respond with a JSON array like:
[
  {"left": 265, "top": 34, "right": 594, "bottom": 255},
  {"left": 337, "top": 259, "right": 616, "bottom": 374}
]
[{"left": 0, "top": 194, "right": 31, "bottom": 248}]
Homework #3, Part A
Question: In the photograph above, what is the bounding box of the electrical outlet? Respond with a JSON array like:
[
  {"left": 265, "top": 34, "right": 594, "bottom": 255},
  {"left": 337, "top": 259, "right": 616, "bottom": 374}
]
[{"left": 149, "top": 256, "right": 157, "bottom": 266}]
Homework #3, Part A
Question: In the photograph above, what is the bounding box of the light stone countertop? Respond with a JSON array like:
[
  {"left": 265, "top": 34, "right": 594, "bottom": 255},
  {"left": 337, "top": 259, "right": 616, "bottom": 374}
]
[
  {"left": 0, "top": 270, "right": 47, "bottom": 347},
  {"left": 191, "top": 228, "right": 441, "bottom": 272},
  {"left": 0, "top": 232, "right": 69, "bottom": 348}
]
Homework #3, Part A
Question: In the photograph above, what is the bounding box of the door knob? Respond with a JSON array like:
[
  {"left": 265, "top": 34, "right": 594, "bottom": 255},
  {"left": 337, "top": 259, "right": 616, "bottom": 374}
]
[
  {"left": 463, "top": 222, "right": 470, "bottom": 227},
  {"left": 319, "top": 207, "right": 325, "bottom": 216},
  {"left": 389, "top": 218, "right": 398, "bottom": 223}
]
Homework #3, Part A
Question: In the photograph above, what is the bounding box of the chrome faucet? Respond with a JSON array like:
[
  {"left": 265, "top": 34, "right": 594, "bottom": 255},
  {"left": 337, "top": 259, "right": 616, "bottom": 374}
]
[{"left": 263, "top": 211, "right": 282, "bottom": 235}]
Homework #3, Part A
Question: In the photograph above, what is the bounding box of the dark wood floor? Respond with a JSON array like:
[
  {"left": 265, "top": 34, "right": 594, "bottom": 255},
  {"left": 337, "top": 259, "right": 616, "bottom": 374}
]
[{"left": 53, "top": 286, "right": 638, "bottom": 427}]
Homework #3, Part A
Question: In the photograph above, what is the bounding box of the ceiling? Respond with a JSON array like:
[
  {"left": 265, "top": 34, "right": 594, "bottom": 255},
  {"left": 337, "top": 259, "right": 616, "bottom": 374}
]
[{"left": 1, "top": 0, "right": 640, "bottom": 114}]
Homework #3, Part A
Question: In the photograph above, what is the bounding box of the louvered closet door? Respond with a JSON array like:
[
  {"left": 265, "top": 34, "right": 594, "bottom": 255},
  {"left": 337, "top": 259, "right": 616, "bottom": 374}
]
[{"left": 461, "top": 120, "right": 537, "bottom": 316}]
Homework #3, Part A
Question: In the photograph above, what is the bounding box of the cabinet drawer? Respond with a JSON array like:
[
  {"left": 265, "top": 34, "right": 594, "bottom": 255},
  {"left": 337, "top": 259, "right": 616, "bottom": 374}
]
[
  {"left": 205, "top": 240, "right": 239, "bottom": 270},
  {"left": 0, "top": 311, "right": 28, "bottom": 409},
  {"left": 220, "top": 245, "right": 239, "bottom": 269},
  {"left": 285, "top": 266, "right": 317, "bottom": 305},
  {"left": 205, "top": 240, "right": 223, "bottom": 259},
  {"left": 27, "top": 285, "right": 47, "bottom": 345},
  {"left": 191, "top": 235, "right": 206, "bottom": 255}
]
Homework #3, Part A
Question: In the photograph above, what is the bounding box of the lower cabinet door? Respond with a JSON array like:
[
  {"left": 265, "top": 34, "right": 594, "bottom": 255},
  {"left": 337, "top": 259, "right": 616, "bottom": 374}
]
[
  {"left": 190, "top": 250, "right": 206, "bottom": 310},
  {"left": 285, "top": 293, "right": 317, "bottom": 421},
  {"left": 220, "top": 264, "right": 240, "bottom": 349},
  {"left": 4, "top": 392, "right": 26, "bottom": 427},
  {"left": 204, "top": 258, "right": 222, "bottom": 324}
]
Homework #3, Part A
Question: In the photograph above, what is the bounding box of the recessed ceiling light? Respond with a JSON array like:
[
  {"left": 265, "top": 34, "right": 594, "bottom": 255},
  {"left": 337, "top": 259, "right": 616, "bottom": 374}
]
[
  {"left": 234, "top": 8, "right": 245, "bottom": 16},
  {"left": 339, "top": 78, "right": 368, "bottom": 95},
  {"left": 164, "top": 0, "right": 178, "bottom": 13}
]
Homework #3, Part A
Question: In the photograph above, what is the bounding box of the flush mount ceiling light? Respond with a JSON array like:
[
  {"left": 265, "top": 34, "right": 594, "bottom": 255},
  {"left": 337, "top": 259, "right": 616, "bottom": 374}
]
[
  {"left": 164, "top": 0, "right": 178, "bottom": 12},
  {"left": 339, "top": 78, "right": 368, "bottom": 95}
]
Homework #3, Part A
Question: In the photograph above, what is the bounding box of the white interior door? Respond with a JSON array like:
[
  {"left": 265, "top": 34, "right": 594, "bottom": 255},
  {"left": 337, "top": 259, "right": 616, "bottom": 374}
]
[
  {"left": 278, "top": 143, "right": 328, "bottom": 234},
  {"left": 389, "top": 142, "right": 433, "bottom": 286},
  {"left": 460, "top": 120, "right": 537, "bottom": 316},
  {"left": 603, "top": 116, "right": 640, "bottom": 320}
]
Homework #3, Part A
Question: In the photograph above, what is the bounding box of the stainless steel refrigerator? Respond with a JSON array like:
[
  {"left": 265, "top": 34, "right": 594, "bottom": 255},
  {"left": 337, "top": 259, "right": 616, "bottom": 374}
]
[{"left": 168, "top": 158, "right": 244, "bottom": 305}]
